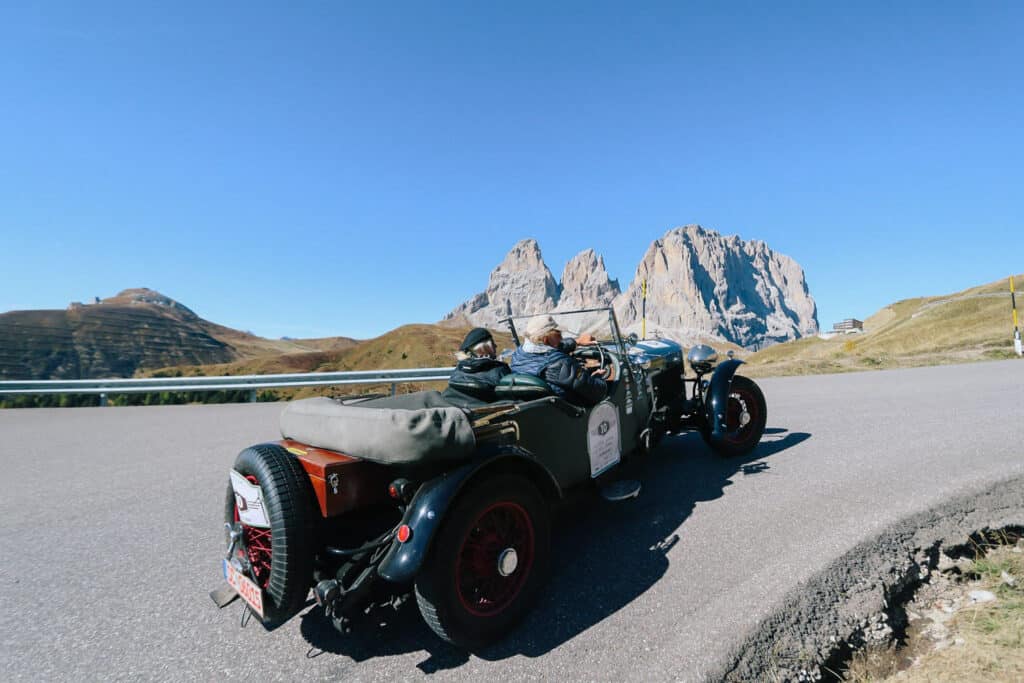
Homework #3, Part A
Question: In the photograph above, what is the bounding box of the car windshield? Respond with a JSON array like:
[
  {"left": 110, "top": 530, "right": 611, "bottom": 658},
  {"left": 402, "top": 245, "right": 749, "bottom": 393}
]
[{"left": 504, "top": 308, "right": 622, "bottom": 348}]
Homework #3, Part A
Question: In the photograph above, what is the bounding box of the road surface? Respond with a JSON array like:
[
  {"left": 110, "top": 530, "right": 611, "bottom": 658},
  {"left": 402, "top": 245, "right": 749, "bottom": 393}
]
[{"left": 1, "top": 360, "right": 1022, "bottom": 681}]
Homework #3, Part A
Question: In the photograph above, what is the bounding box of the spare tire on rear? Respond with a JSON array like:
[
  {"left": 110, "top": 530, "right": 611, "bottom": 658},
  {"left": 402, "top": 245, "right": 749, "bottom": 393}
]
[{"left": 224, "top": 444, "right": 317, "bottom": 626}]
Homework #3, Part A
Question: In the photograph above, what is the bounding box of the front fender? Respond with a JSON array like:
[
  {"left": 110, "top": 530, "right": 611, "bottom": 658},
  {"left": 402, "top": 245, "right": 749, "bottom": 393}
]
[
  {"left": 706, "top": 359, "right": 745, "bottom": 440},
  {"left": 376, "top": 450, "right": 559, "bottom": 584}
]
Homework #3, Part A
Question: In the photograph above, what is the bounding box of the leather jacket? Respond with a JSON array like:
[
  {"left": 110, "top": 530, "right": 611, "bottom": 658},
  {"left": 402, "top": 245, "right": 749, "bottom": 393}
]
[
  {"left": 442, "top": 356, "right": 511, "bottom": 406},
  {"left": 509, "top": 342, "right": 607, "bottom": 406}
]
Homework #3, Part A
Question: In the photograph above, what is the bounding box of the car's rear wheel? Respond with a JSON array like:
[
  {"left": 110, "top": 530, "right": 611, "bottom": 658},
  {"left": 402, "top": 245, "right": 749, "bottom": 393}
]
[
  {"left": 224, "top": 444, "right": 317, "bottom": 626},
  {"left": 704, "top": 375, "right": 767, "bottom": 457},
  {"left": 415, "top": 474, "right": 550, "bottom": 648}
]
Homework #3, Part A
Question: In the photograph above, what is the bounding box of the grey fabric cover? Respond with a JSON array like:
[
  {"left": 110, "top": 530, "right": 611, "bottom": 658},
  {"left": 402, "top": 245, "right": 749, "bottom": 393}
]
[
  {"left": 279, "top": 392, "right": 476, "bottom": 465},
  {"left": 354, "top": 391, "right": 455, "bottom": 410}
]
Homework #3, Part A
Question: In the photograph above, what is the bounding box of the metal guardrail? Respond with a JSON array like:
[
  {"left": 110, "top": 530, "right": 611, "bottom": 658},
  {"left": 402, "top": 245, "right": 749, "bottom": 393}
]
[{"left": 0, "top": 368, "right": 457, "bottom": 405}]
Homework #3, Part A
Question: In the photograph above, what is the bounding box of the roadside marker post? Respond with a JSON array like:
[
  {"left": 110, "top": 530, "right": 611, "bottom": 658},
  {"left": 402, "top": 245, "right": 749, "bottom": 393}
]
[
  {"left": 1012, "top": 276, "right": 1022, "bottom": 357},
  {"left": 641, "top": 279, "right": 647, "bottom": 339}
]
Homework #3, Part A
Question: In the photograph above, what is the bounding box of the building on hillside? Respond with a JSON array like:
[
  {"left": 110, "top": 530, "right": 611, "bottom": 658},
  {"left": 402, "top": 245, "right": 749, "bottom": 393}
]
[{"left": 832, "top": 319, "right": 864, "bottom": 333}]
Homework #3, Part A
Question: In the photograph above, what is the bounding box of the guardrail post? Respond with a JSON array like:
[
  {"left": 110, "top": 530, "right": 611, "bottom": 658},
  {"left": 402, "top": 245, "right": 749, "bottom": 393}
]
[
  {"left": 99, "top": 393, "right": 108, "bottom": 407},
  {"left": 248, "top": 389, "right": 257, "bottom": 403},
  {"left": 390, "top": 382, "right": 396, "bottom": 396}
]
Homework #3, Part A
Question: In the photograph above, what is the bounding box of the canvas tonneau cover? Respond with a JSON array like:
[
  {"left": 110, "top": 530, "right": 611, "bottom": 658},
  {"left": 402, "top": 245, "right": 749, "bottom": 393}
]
[{"left": 279, "top": 391, "right": 476, "bottom": 465}]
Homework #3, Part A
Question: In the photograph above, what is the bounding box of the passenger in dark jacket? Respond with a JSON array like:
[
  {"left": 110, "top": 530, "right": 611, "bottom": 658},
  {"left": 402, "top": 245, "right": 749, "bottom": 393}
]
[
  {"left": 442, "top": 327, "right": 511, "bottom": 406},
  {"left": 509, "top": 315, "right": 607, "bottom": 406}
]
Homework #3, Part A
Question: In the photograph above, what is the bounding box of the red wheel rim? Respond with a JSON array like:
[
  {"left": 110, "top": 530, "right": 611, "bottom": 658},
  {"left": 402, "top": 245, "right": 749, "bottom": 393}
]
[
  {"left": 724, "top": 387, "right": 759, "bottom": 444},
  {"left": 455, "top": 501, "right": 535, "bottom": 618},
  {"left": 233, "top": 475, "right": 273, "bottom": 589}
]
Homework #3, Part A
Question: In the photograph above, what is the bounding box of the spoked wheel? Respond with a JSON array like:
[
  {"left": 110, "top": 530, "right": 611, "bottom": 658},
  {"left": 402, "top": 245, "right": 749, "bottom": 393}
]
[
  {"left": 704, "top": 375, "right": 767, "bottom": 457},
  {"left": 415, "top": 475, "right": 550, "bottom": 648},
  {"left": 223, "top": 444, "right": 317, "bottom": 626},
  {"left": 456, "top": 501, "right": 535, "bottom": 617}
]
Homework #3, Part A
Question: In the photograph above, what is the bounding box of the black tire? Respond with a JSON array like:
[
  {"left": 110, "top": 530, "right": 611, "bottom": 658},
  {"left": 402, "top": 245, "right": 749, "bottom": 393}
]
[
  {"left": 415, "top": 474, "right": 551, "bottom": 649},
  {"left": 704, "top": 375, "right": 767, "bottom": 458},
  {"left": 224, "top": 444, "right": 317, "bottom": 626}
]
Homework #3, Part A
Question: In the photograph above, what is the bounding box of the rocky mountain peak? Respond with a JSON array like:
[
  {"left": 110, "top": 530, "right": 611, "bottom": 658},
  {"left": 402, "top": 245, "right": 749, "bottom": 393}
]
[
  {"left": 615, "top": 225, "right": 818, "bottom": 348},
  {"left": 444, "top": 239, "right": 560, "bottom": 325},
  {"left": 497, "top": 239, "right": 547, "bottom": 272},
  {"left": 100, "top": 288, "right": 198, "bottom": 319},
  {"left": 446, "top": 225, "right": 819, "bottom": 349},
  {"left": 556, "top": 249, "right": 620, "bottom": 311}
]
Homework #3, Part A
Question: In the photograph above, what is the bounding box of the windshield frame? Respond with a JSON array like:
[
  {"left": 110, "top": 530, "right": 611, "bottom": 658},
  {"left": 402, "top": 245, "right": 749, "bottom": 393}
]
[{"left": 499, "top": 307, "right": 628, "bottom": 357}]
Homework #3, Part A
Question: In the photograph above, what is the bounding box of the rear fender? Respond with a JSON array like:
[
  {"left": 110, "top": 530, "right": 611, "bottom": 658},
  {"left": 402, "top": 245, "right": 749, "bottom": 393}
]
[
  {"left": 706, "top": 359, "right": 745, "bottom": 440},
  {"left": 376, "top": 449, "right": 559, "bottom": 584}
]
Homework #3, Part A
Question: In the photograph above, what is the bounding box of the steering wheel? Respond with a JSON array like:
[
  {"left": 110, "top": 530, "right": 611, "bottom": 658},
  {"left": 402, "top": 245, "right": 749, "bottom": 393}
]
[{"left": 574, "top": 343, "right": 615, "bottom": 382}]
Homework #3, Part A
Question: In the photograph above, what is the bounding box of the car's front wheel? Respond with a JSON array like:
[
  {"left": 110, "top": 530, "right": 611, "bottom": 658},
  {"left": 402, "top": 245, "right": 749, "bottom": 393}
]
[
  {"left": 415, "top": 474, "right": 550, "bottom": 648},
  {"left": 703, "top": 375, "right": 767, "bottom": 457}
]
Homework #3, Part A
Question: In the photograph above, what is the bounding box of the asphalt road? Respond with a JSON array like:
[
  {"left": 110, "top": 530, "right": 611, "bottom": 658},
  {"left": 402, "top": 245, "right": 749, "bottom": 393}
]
[{"left": 1, "top": 360, "right": 1022, "bottom": 682}]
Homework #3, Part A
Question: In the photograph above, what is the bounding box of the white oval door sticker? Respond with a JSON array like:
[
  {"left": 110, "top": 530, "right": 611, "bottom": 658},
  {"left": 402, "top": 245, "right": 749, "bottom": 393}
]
[{"left": 587, "top": 401, "right": 621, "bottom": 477}]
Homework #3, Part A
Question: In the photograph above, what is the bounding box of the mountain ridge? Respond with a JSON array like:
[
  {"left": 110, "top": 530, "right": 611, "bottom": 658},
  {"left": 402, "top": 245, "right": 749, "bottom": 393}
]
[
  {"left": 0, "top": 288, "right": 358, "bottom": 380},
  {"left": 445, "top": 225, "right": 819, "bottom": 348},
  {"left": 4, "top": 273, "right": 1013, "bottom": 391}
]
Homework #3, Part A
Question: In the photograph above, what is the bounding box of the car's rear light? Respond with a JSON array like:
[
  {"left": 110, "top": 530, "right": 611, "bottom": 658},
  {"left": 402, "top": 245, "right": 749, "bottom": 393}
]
[
  {"left": 388, "top": 478, "right": 416, "bottom": 503},
  {"left": 397, "top": 524, "right": 412, "bottom": 543}
]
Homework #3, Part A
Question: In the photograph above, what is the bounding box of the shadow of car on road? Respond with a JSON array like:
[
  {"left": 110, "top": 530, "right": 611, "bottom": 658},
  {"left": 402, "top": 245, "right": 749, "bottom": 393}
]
[{"left": 299, "top": 426, "right": 811, "bottom": 673}]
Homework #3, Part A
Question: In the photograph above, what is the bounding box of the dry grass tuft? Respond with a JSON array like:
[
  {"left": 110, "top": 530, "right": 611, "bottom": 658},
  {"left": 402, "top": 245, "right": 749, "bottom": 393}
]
[{"left": 843, "top": 546, "right": 1024, "bottom": 682}]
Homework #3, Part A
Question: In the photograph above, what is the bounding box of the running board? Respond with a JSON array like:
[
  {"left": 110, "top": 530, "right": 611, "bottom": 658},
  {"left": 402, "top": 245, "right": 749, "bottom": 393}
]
[{"left": 600, "top": 479, "right": 642, "bottom": 502}]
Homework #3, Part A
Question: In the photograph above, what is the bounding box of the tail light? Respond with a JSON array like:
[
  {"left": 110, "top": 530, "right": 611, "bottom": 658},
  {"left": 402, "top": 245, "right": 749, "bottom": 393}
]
[{"left": 387, "top": 478, "right": 416, "bottom": 503}]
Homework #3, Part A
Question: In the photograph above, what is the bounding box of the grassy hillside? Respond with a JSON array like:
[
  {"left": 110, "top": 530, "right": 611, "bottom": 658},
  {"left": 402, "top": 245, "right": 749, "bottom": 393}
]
[
  {"left": 10, "top": 274, "right": 1018, "bottom": 389},
  {"left": 198, "top": 320, "right": 358, "bottom": 358},
  {"left": 744, "top": 274, "right": 1022, "bottom": 377},
  {"left": 144, "top": 323, "right": 517, "bottom": 400},
  {"left": 0, "top": 304, "right": 235, "bottom": 379},
  {"left": 161, "top": 272, "right": 1024, "bottom": 395},
  {"left": 0, "top": 288, "right": 360, "bottom": 380}
]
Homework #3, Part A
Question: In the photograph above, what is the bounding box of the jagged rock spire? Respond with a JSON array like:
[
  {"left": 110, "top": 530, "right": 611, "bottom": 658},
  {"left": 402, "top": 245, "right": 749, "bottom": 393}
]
[
  {"left": 614, "top": 225, "right": 818, "bottom": 348},
  {"left": 445, "top": 239, "right": 559, "bottom": 325},
  {"left": 555, "top": 249, "right": 620, "bottom": 311},
  {"left": 445, "top": 225, "right": 818, "bottom": 349}
]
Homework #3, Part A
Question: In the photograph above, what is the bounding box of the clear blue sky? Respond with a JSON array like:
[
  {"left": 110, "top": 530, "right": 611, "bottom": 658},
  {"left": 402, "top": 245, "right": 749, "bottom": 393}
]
[{"left": 2, "top": 1, "right": 1021, "bottom": 339}]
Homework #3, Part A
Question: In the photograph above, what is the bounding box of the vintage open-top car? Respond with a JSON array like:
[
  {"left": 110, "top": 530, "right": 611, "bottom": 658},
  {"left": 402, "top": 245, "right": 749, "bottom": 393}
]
[{"left": 214, "top": 307, "right": 767, "bottom": 648}]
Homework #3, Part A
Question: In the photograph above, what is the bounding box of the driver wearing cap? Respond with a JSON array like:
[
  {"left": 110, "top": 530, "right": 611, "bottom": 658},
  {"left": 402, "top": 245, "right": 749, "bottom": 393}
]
[{"left": 510, "top": 316, "right": 608, "bottom": 406}]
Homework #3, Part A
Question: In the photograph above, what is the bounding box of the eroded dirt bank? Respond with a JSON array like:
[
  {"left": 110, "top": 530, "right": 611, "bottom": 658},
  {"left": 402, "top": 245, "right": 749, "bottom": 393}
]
[{"left": 714, "top": 474, "right": 1024, "bottom": 682}]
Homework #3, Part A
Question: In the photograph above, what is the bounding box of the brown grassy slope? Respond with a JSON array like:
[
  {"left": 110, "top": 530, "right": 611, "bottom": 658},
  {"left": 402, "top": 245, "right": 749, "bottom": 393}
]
[
  {"left": 0, "top": 309, "right": 78, "bottom": 378},
  {"left": 0, "top": 304, "right": 235, "bottom": 379},
  {"left": 0, "top": 287, "right": 361, "bottom": 379},
  {"left": 99, "top": 287, "right": 361, "bottom": 356},
  {"left": 744, "top": 274, "right": 1022, "bottom": 377},
  {"left": 160, "top": 324, "right": 514, "bottom": 376},
  {"left": 143, "top": 323, "right": 517, "bottom": 399},
  {"left": 199, "top": 320, "right": 359, "bottom": 358}
]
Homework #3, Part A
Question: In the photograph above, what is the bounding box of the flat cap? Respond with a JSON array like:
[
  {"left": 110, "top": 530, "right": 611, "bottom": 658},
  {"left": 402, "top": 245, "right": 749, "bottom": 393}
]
[
  {"left": 459, "top": 327, "right": 493, "bottom": 351},
  {"left": 524, "top": 315, "right": 559, "bottom": 341}
]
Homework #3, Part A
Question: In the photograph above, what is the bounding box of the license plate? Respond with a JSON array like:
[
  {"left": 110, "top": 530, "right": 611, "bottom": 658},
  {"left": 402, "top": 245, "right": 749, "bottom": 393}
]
[
  {"left": 229, "top": 470, "right": 270, "bottom": 529},
  {"left": 223, "top": 559, "right": 265, "bottom": 619}
]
